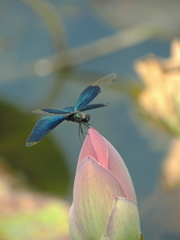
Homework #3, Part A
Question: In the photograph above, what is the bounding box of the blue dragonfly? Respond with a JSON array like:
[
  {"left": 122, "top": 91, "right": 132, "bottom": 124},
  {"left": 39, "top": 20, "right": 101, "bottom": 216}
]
[{"left": 26, "top": 73, "right": 117, "bottom": 147}]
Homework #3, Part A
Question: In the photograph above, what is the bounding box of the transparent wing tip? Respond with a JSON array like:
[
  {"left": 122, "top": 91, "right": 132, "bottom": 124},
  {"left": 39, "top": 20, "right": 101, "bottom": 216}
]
[
  {"left": 26, "top": 141, "right": 37, "bottom": 147},
  {"left": 111, "top": 73, "right": 117, "bottom": 80},
  {"left": 32, "top": 109, "right": 45, "bottom": 115},
  {"left": 106, "top": 73, "right": 117, "bottom": 82},
  {"left": 112, "top": 73, "right": 117, "bottom": 81}
]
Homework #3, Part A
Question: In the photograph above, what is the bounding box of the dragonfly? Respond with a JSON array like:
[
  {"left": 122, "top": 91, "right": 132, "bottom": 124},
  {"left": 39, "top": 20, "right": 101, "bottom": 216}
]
[{"left": 26, "top": 73, "right": 117, "bottom": 147}]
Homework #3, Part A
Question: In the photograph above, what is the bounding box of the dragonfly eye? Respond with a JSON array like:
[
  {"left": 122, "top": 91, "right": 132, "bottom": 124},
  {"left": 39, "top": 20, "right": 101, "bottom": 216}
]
[{"left": 84, "top": 114, "right": 90, "bottom": 123}]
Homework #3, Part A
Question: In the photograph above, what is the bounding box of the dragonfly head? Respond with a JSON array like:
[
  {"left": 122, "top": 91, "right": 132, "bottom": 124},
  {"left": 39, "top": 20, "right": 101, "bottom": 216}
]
[{"left": 82, "top": 113, "right": 90, "bottom": 123}]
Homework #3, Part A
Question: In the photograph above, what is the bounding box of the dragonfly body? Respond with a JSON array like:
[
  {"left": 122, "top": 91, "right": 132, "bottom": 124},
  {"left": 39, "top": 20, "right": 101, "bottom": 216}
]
[
  {"left": 66, "top": 111, "right": 90, "bottom": 124},
  {"left": 26, "top": 73, "right": 117, "bottom": 147}
]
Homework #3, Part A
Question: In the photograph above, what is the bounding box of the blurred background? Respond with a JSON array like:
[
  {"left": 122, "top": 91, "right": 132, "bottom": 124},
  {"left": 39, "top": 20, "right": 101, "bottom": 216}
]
[{"left": 1, "top": 0, "right": 180, "bottom": 239}]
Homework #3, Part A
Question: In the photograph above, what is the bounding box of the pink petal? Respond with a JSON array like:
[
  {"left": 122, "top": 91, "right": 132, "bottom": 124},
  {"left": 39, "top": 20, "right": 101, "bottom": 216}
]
[
  {"left": 79, "top": 127, "right": 136, "bottom": 202},
  {"left": 78, "top": 127, "right": 108, "bottom": 169},
  {"left": 107, "top": 142, "right": 137, "bottom": 202},
  {"left": 72, "top": 157, "right": 125, "bottom": 240}
]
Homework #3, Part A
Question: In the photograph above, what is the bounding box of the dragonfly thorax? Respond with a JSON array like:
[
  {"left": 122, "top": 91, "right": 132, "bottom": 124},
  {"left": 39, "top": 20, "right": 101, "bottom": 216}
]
[{"left": 66, "top": 111, "right": 90, "bottom": 124}]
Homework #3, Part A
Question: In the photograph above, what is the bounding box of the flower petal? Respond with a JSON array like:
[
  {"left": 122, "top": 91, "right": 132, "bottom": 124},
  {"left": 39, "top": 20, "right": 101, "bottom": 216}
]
[
  {"left": 140, "top": 233, "right": 144, "bottom": 240},
  {"left": 78, "top": 127, "right": 108, "bottom": 169},
  {"left": 100, "top": 235, "right": 110, "bottom": 240},
  {"left": 107, "top": 142, "right": 137, "bottom": 202},
  {"left": 79, "top": 128, "right": 136, "bottom": 202},
  {"left": 71, "top": 157, "right": 125, "bottom": 240},
  {"left": 68, "top": 206, "right": 86, "bottom": 240},
  {"left": 107, "top": 197, "right": 141, "bottom": 240}
]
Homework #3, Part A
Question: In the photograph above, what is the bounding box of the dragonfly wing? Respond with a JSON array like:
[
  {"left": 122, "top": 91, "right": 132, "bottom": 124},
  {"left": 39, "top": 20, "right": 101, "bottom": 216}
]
[
  {"left": 75, "top": 73, "right": 117, "bottom": 111},
  {"left": 26, "top": 115, "right": 66, "bottom": 147},
  {"left": 33, "top": 106, "right": 75, "bottom": 116},
  {"left": 61, "top": 106, "right": 75, "bottom": 113},
  {"left": 81, "top": 103, "right": 108, "bottom": 111}
]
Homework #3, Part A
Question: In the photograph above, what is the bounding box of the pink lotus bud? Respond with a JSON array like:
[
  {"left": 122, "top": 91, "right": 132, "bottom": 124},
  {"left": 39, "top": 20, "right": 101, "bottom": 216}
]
[{"left": 69, "top": 127, "right": 142, "bottom": 240}]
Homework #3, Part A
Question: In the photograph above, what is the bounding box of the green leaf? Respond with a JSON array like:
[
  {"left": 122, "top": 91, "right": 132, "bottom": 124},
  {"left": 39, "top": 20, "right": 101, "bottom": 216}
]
[
  {"left": 0, "top": 199, "right": 70, "bottom": 240},
  {"left": 0, "top": 159, "right": 70, "bottom": 240}
]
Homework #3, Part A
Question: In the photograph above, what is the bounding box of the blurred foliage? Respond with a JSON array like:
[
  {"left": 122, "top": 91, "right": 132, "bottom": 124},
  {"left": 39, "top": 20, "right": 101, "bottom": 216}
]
[
  {"left": 140, "top": 186, "right": 180, "bottom": 240},
  {"left": 92, "top": 0, "right": 180, "bottom": 37},
  {"left": 134, "top": 40, "right": 180, "bottom": 138},
  {"left": 0, "top": 159, "right": 70, "bottom": 240},
  {"left": 0, "top": 204, "right": 69, "bottom": 240},
  {"left": 0, "top": 99, "right": 70, "bottom": 195},
  {"left": 161, "top": 139, "right": 180, "bottom": 191},
  {"left": 21, "top": 0, "right": 67, "bottom": 51}
]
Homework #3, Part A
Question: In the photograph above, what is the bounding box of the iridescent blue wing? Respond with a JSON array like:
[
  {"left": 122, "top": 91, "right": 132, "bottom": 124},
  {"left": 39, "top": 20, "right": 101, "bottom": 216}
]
[
  {"left": 26, "top": 115, "right": 66, "bottom": 147},
  {"left": 32, "top": 106, "right": 75, "bottom": 116},
  {"left": 80, "top": 103, "right": 108, "bottom": 111},
  {"left": 75, "top": 73, "right": 117, "bottom": 111}
]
